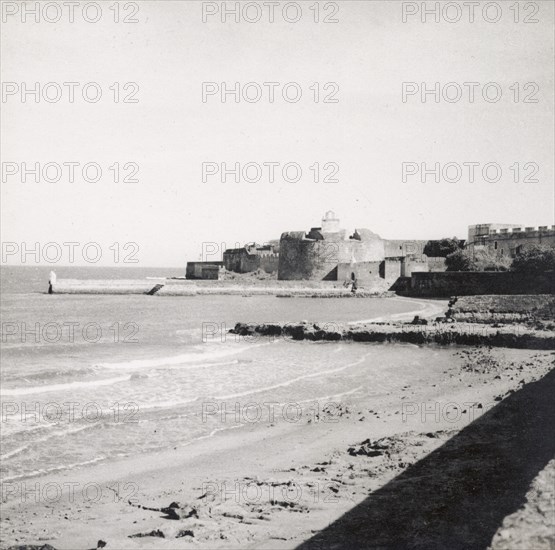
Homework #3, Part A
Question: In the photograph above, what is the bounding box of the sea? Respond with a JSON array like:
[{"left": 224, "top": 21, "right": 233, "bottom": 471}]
[{"left": 1, "top": 265, "right": 436, "bottom": 483}]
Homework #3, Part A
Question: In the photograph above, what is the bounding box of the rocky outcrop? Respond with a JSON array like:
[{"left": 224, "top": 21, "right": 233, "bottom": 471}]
[
  {"left": 448, "top": 295, "right": 555, "bottom": 325},
  {"left": 230, "top": 321, "right": 555, "bottom": 350}
]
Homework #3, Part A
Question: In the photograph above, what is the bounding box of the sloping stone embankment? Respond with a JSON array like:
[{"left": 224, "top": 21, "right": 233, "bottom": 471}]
[
  {"left": 230, "top": 321, "right": 555, "bottom": 350},
  {"left": 448, "top": 295, "right": 555, "bottom": 326}
]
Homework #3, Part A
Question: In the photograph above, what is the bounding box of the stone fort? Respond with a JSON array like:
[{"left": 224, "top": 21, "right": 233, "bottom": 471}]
[
  {"left": 467, "top": 223, "right": 555, "bottom": 257},
  {"left": 223, "top": 242, "right": 279, "bottom": 274},
  {"left": 186, "top": 213, "right": 555, "bottom": 283},
  {"left": 277, "top": 211, "right": 435, "bottom": 283}
]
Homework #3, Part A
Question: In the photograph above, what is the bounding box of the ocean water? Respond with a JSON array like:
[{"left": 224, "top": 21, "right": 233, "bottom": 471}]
[{"left": 1, "top": 266, "right": 432, "bottom": 482}]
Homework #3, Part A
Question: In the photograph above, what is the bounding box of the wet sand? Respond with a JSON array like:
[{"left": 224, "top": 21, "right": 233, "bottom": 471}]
[{"left": 2, "top": 345, "right": 554, "bottom": 550}]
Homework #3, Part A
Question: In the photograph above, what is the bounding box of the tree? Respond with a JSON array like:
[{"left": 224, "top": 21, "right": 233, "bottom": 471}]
[
  {"left": 445, "top": 249, "right": 476, "bottom": 271},
  {"left": 474, "top": 248, "right": 511, "bottom": 271},
  {"left": 511, "top": 245, "right": 555, "bottom": 274},
  {"left": 445, "top": 248, "right": 510, "bottom": 271},
  {"left": 423, "top": 238, "right": 465, "bottom": 258}
]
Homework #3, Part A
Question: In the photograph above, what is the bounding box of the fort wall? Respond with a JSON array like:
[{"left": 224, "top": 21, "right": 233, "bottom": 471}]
[
  {"left": 410, "top": 271, "right": 555, "bottom": 297},
  {"left": 468, "top": 225, "right": 555, "bottom": 257},
  {"left": 427, "top": 256, "right": 448, "bottom": 272},
  {"left": 381, "top": 258, "right": 402, "bottom": 280},
  {"left": 337, "top": 261, "right": 382, "bottom": 285},
  {"left": 384, "top": 240, "right": 427, "bottom": 257},
  {"left": 223, "top": 244, "right": 279, "bottom": 274},
  {"left": 186, "top": 261, "right": 223, "bottom": 280},
  {"left": 278, "top": 212, "right": 446, "bottom": 282},
  {"left": 278, "top": 233, "right": 385, "bottom": 281},
  {"left": 484, "top": 226, "right": 555, "bottom": 256},
  {"left": 278, "top": 237, "right": 343, "bottom": 280}
]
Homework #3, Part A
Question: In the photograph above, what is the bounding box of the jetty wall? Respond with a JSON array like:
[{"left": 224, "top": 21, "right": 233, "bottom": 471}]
[{"left": 50, "top": 278, "right": 394, "bottom": 297}]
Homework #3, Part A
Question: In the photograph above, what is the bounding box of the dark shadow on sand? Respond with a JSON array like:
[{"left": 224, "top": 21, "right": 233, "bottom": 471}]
[{"left": 298, "top": 367, "right": 555, "bottom": 550}]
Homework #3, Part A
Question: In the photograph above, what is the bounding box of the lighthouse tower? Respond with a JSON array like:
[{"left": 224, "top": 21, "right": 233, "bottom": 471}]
[{"left": 321, "top": 210, "right": 341, "bottom": 234}]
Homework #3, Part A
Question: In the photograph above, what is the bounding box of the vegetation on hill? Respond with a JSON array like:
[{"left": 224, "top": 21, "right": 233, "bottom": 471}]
[
  {"left": 423, "top": 238, "right": 465, "bottom": 258},
  {"left": 445, "top": 248, "right": 510, "bottom": 272},
  {"left": 445, "top": 244, "right": 555, "bottom": 273},
  {"left": 510, "top": 245, "right": 555, "bottom": 274}
]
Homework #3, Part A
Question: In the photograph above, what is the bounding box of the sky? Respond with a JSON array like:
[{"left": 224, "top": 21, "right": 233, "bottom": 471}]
[{"left": 1, "top": 0, "right": 554, "bottom": 267}]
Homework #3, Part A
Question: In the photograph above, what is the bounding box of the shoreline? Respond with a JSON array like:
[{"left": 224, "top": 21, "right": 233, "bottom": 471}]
[
  {"left": 231, "top": 320, "right": 555, "bottom": 350},
  {"left": 347, "top": 295, "right": 447, "bottom": 324},
  {"left": 2, "top": 347, "right": 553, "bottom": 549},
  {"left": 2, "top": 296, "right": 554, "bottom": 550}
]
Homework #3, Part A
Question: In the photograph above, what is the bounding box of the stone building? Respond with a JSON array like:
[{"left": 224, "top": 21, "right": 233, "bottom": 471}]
[
  {"left": 277, "top": 211, "right": 441, "bottom": 283},
  {"left": 186, "top": 261, "right": 223, "bottom": 280},
  {"left": 467, "top": 224, "right": 555, "bottom": 257},
  {"left": 223, "top": 242, "right": 279, "bottom": 274}
]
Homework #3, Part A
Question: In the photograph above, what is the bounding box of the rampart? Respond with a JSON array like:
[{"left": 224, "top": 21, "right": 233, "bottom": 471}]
[
  {"left": 384, "top": 240, "right": 427, "bottom": 257},
  {"left": 223, "top": 243, "right": 279, "bottom": 274},
  {"left": 468, "top": 224, "right": 555, "bottom": 257},
  {"left": 186, "top": 261, "right": 223, "bottom": 280},
  {"left": 410, "top": 271, "right": 555, "bottom": 297},
  {"left": 448, "top": 295, "right": 555, "bottom": 324},
  {"left": 278, "top": 230, "right": 384, "bottom": 281},
  {"left": 278, "top": 211, "right": 435, "bottom": 282}
]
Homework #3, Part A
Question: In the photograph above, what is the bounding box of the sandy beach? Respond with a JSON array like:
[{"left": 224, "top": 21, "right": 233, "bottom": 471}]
[
  {"left": 3, "top": 0, "right": 554, "bottom": 546},
  {"left": 2, "top": 341, "right": 553, "bottom": 550}
]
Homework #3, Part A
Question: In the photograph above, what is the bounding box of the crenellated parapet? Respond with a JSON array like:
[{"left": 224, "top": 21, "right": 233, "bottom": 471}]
[
  {"left": 488, "top": 226, "right": 555, "bottom": 237},
  {"left": 468, "top": 223, "right": 555, "bottom": 257},
  {"left": 223, "top": 242, "right": 279, "bottom": 274},
  {"left": 278, "top": 213, "right": 433, "bottom": 281}
]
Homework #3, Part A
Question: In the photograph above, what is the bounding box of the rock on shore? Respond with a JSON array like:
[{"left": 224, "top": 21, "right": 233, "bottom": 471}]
[{"left": 230, "top": 321, "right": 555, "bottom": 350}]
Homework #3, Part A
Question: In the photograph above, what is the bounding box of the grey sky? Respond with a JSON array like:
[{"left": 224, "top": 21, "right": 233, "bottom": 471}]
[{"left": 1, "top": 0, "right": 554, "bottom": 266}]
